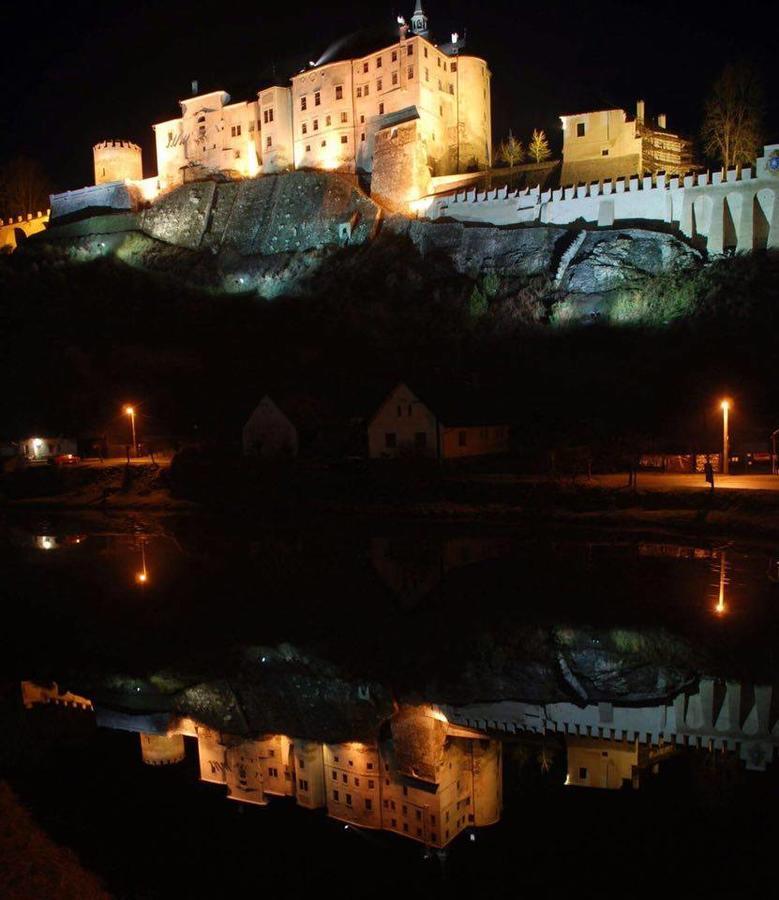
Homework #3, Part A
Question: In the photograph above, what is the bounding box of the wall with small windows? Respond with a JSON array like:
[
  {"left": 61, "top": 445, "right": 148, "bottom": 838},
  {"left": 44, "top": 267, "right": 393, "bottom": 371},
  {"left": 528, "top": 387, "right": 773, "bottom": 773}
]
[
  {"left": 560, "top": 108, "right": 642, "bottom": 187},
  {"left": 292, "top": 60, "right": 355, "bottom": 172},
  {"left": 367, "top": 383, "right": 438, "bottom": 459},
  {"left": 324, "top": 742, "right": 383, "bottom": 828},
  {"left": 259, "top": 85, "right": 294, "bottom": 173}
]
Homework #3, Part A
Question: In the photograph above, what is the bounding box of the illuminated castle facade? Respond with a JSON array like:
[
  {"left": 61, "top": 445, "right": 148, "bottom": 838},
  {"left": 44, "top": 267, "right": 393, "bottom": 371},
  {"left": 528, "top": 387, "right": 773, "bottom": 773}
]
[{"left": 152, "top": 2, "right": 491, "bottom": 196}]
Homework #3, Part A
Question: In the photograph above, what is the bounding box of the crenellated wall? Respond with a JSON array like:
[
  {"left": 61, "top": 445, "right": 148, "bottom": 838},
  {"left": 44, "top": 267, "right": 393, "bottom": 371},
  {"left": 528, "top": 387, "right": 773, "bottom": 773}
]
[
  {"left": 424, "top": 145, "right": 779, "bottom": 254},
  {"left": 0, "top": 209, "right": 50, "bottom": 251}
]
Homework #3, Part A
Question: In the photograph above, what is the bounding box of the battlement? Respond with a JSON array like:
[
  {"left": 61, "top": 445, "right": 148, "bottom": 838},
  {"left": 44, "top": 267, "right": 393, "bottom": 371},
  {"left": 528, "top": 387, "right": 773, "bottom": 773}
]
[
  {"left": 93, "top": 139, "right": 141, "bottom": 152},
  {"left": 0, "top": 208, "right": 49, "bottom": 227}
]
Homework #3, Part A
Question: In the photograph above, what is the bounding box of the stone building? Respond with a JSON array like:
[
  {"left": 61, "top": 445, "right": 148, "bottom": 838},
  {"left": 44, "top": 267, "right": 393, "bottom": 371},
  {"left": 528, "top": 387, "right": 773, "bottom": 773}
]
[
  {"left": 152, "top": 4, "right": 491, "bottom": 199},
  {"left": 560, "top": 100, "right": 695, "bottom": 186}
]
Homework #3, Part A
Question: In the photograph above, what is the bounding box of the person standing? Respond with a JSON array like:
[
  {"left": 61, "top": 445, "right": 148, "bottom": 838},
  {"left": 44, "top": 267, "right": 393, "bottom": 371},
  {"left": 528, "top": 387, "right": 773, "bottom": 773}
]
[{"left": 704, "top": 459, "right": 715, "bottom": 491}]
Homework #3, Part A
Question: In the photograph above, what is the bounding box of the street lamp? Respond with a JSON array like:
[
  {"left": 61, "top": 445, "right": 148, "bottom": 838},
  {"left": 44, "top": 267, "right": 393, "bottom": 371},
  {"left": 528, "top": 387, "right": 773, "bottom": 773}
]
[
  {"left": 720, "top": 399, "right": 730, "bottom": 475},
  {"left": 124, "top": 405, "right": 137, "bottom": 457}
]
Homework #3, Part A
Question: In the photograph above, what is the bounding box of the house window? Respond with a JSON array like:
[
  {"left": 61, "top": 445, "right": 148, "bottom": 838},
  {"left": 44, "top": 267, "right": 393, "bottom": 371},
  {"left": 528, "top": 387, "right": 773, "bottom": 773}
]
[
  {"left": 577, "top": 122, "right": 586, "bottom": 137},
  {"left": 378, "top": 103, "right": 384, "bottom": 115},
  {"left": 392, "top": 72, "right": 398, "bottom": 86},
  {"left": 365, "top": 798, "right": 373, "bottom": 810},
  {"left": 363, "top": 61, "right": 369, "bottom": 73},
  {"left": 315, "top": 91, "right": 321, "bottom": 106},
  {"left": 266, "top": 136, "right": 272, "bottom": 148},
  {"left": 321, "top": 140, "right": 326, "bottom": 147},
  {"left": 341, "top": 111, "right": 348, "bottom": 123},
  {"left": 341, "top": 135, "right": 348, "bottom": 144},
  {"left": 602, "top": 148, "right": 609, "bottom": 156},
  {"left": 305, "top": 144, "right": 311, "bottom": 152},
  {"left": 301, "top": 96, "right": 307, "bottom": 111},
  {"left": 302, "top": 123, "right": 308, "bottom": 134},
  {"left": 376, "top": 56, "right": 382, "bottom": 68},
  {"left": 377, "top": 78, "right": 383, "bottom": 91},
  {"left": 392, "top": 50, "right": 398, "bottom": 62},
  {"left": 356, "top": 86, "right": 362, "bottom": 98},
  {"left": 313, "top": 119, "right": 319, "bottom": 131},
  {"left": 458, "top": 431, "right": 467, "bottom": 447},
  {"left": 450, "top": 61, "right": 457, "bottom": 72},
  {"left": 268, "top": 108, "right": 274, "bottom": 123},
  {"left": 335, "top": 85, "right": 343, "bottom": 100},
  {"left": 407, "top": 44, "right": 414, "bottom": 56},
  {"left": 367, "top": 763, "right": 374, "bottom": 770},
  {"left": 437, "top": 57, "right": 441, "bottom": 67},
  {"left": 408, "top": 66, "right": 414, "bottom": 79},
  {"left": 364, "top": 84, "right": 369, "bottom": 96},
  {"left": 326, "top": 115, "right": 331, "bottom": 126}
]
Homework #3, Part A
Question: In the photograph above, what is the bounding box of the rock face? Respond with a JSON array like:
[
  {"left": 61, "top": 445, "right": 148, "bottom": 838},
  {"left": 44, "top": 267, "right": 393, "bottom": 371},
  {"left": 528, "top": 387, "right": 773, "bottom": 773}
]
[{"left": 32, "top": 171, "right": 702, "bottom": 315}]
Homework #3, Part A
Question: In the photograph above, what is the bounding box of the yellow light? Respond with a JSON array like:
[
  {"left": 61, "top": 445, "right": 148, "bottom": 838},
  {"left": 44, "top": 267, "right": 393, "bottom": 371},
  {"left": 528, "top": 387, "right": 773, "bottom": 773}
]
[
  {"left": 125, "top": 405, "right": 134, "bottom": 415},
  {"left": 720, "top": 399, "right": 730, "bottom": 411},
  {"left": 136, "top": 571, "right": 147, "bottom": 584}
]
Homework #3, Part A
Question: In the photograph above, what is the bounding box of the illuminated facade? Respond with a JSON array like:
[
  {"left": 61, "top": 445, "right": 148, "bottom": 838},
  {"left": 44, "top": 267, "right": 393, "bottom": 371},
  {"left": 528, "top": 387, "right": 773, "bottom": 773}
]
[
  {"left": 152, "top": 4, "right": 491, "bottom": 192},
  {"left": 93, "top": 140, "right": 143, "bottom": 185}
]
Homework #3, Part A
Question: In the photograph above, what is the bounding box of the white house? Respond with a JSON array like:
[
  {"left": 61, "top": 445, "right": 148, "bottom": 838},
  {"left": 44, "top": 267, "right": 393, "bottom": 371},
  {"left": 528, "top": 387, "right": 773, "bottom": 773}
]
[{"left": 241, "top": 396, "right": 298, "bottom": 458}]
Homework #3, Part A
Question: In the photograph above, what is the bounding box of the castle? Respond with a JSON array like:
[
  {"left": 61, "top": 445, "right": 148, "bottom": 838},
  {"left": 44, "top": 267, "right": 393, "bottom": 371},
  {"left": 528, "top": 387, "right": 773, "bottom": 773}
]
[{"left": 152, "top": 1, "right": 491, "bottom": 206}]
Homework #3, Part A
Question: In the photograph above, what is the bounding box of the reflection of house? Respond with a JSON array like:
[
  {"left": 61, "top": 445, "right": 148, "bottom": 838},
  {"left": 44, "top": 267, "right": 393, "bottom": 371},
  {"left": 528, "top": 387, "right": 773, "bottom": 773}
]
[
  {"left": 565, "top": 736, "right": 642, "bottom": 789},
  {"left": 367, "top": 382, "right": 509, "bottom": 460}
]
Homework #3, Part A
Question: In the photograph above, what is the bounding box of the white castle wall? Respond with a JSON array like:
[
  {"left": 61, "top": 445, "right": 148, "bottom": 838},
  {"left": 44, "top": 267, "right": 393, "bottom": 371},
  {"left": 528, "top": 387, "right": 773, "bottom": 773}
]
[{"left": 424, "top": 145, "right": 779, "bottom": 254}]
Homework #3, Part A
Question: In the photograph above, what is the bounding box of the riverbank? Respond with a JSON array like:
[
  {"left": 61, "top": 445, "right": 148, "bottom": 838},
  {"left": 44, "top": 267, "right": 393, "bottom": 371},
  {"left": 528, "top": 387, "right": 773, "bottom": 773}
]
[{"left": 4, "top": 460, "right": 779, "bottom": 541}]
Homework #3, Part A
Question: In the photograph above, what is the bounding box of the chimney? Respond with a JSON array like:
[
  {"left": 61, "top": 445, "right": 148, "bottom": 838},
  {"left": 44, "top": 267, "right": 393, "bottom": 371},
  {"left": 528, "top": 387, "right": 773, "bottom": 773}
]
[
  {"left": 191, "top": 79, "right": 199, "bottom": 96},
  {"left": 636, "top": 100, "right": 645, "bottom": 125},
  {"left": 657, "top": 113, "right": 667, "bottom": 129}
]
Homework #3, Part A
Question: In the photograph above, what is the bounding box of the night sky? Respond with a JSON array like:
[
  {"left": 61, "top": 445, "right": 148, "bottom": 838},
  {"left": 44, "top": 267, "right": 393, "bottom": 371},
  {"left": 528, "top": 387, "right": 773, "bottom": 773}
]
[{"left": 1, "top": 0, "right": 775, "bottom": 192}]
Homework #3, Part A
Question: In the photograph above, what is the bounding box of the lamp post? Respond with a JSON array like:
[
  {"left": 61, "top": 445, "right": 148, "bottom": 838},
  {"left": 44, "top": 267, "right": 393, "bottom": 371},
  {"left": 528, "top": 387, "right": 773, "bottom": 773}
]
[
  {"left": 125, "top": 405, "right": 137, "bottom": 458},
  {"left": 720, "top": 399, "right": 730, "bottom": 475}
]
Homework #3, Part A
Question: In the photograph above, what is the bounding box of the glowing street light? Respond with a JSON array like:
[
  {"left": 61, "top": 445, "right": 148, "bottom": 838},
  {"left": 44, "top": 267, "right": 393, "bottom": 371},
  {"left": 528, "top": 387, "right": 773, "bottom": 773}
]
[
  {"left": 136, "top": 541, "right": 149, "bottom": 586},
  {"left": 720, "top": 399, "right": 730, "bottom": 475},
  {"left": 124, "top": 405, "right": 138, "bottom": 457}
]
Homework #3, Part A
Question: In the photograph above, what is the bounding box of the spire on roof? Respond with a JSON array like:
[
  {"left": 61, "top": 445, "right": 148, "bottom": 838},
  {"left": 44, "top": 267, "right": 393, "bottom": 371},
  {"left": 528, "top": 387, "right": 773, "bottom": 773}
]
[{"left": 410, "top": 0, "right": 429, "bottom": 37}]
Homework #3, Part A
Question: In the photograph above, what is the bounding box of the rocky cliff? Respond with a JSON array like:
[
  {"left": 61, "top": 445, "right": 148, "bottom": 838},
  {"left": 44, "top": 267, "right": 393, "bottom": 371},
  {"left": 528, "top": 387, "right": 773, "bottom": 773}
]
[{"left": 30, "top": 171, "right": 702, "bottom": 321}]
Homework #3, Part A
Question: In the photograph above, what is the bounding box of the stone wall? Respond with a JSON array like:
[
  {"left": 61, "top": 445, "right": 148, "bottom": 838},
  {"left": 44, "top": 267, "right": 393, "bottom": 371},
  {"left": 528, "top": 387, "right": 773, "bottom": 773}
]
[{"left": 370, "top": 120, "right": 432, "bottom": 212}]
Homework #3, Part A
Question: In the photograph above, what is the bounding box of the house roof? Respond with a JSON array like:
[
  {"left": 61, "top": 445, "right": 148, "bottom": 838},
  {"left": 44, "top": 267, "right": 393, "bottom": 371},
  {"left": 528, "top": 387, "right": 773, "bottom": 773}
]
[{"left": 375, "top": 381, "right": 510, "bottom": 428}]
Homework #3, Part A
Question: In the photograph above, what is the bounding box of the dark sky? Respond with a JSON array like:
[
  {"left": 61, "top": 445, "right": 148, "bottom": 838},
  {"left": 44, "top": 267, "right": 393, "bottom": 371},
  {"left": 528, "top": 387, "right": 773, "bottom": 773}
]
[{"left": 1, "top": 0, "right": 774, "bottom": 192}]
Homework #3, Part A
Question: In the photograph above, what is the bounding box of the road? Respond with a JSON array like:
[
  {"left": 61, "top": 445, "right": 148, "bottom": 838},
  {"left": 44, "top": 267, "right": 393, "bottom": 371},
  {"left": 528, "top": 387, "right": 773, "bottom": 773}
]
[{"left": 468, "top": 472, "right": 779, "bottom": 492}]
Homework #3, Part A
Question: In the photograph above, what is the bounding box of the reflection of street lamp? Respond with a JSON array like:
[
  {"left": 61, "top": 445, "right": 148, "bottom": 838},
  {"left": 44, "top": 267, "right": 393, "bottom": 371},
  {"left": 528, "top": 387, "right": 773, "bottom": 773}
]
[
  {"left": 720, "top": 400, "right": 730, "bottom": 475},
  {"left": 136, "top": 541, "right": 148, "bottom": 586},
  {"left": 715, "top": 550, "right": 727, "bottom": 616},
  {"left": 124, "top": 405, "right": 137, "bottom": 457}
]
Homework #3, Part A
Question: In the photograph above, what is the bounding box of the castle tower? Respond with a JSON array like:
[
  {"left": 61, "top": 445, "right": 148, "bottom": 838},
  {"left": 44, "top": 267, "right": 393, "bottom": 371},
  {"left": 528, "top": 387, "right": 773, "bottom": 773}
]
[
  {"left": 139, "top": 732, "right": 186, "bottom": 765},
  {"left": 93, "top": 140, "right": 143, "bottom": 185},
  {"left": 410, "top": 0, "right": 429, "bottom": 37}
]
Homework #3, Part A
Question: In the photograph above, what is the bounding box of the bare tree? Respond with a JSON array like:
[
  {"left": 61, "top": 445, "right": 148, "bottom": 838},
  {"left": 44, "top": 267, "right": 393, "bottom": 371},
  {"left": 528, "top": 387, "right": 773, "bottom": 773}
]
[
  {"left": 0, "top": 157, "right": 51, "bottom": 218},
  {"left": 497, "top": 130, "right": 525, "bottom": 168},
  {"left": 527, "top": 129, "right": 552, "bottom": 164},
  {"left": 701, "top": 64, "right": 763, "bottom": 169}
]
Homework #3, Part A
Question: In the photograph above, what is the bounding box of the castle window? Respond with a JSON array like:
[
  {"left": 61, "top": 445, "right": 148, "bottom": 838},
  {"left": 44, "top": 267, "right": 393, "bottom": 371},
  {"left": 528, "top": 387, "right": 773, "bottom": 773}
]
[
  {"left": 449, "top": 84, "right": 454, "bottom": 95},
  {"left": 326, "top": 115, "right": 331, "bottom": 126},
  {"left": 341, "top": 135, "right": 348, "bottom": 144},
  {"left": 364, "top": 84, "right": 369, "bottom": 96},
  {"left": 305, "top": 144, "right": 311, "bottom": 152},
  {"left": 425, "top": 68, "right": 429, "bottom": 82},
  {"left": 450, "top": 61, "right": 457, "bottom": 72},
  {"left": 346, "top": 794, "right": 352, "bottom": 806},
  {"left": 601, "top": 148, "right": 609, "bottom": 156},
  {"left": 360, "top": 114, "right": 365, "bottom": 123},
  {"left": 236, "top": 124, "right": 242, "bottom": 136},
  {"left": 379, "top": 103, "right": 384, "bottom": 115},
  {"left": 424, "top": 46, "right": 428, "bottom": 58},
  {"left": 577, "top": 122, "right": 586, "bottom": 137},
  {"left": 438, "top": 79, "right": 442, "bottom": 90},
  {"left": 355, "top": 777, "right": 360, "bottom": 786},
  {"left": 335, "top": 85, "right": 343, "bottom": 100},
  {"left": 263, "top": 109, "right": 274, "bottom": 124},
  {"left": 392, "top": 50, "right": 398, "bottom": 62},
  {"left": 407, "top": 44, "right": 414, "bottom": 56},
  {"left": 249, "top": 121, "right": 255, "bottom": 131},
  {"left": 439, "top": 105, "right": 443, "bottom": 117},
  {"left": 392, "top": 72, "right": 398, "bottom": 86},
  {"left": 356, "top": 86, "right": 362, "bottom": 98},
  {"left": 377, "top": 78, "right": 383, "bottom": 91},
  {"left": 313, "top": 119, "right": 319, "bottom": 130},
  {"left": 443, "top": 61, "right": 447, "bottom": 71},
  {"left": 197, "top": 115, "right": 206, "bottom": 123},
  {"left": 363, "top": 61, "right": 369, "bottom": 73},
  {"left": 266, "top": 136, "right": 272, "bottom": 148},
  {"left": 234, "top": 150, "right": 241, "bottom": 159},
  {"left": 301, "top": 96, "right": 307, "bottom": 111},
  {"left": 408, "top": 66, "right": 414, "bottom": 79},
  {"left": 314, "top": 91, "right": 321, "bottom": 106},
  {"left": 333, "top": 789, "right": 339, "bottom": 801},
  {"left": 376, "top": 56, "right": 382, "bottom": 68},
  {"left": 437, "top": 57, "right": 441, "bottom": 67},
  {"left": 365, "top": 798, "right": 373, "bottom": 810},
  {"left": 302, "top": 123, "right": 308, "bottom": 134},
  {"left": 321, "top": 140, "right": 326, "bottom": 147},
  {"left": 341, "top": 111, "right": 348, "bottom": 123},
  {"left": 360, "top": 132, "right": 365, "bottom": 142}
]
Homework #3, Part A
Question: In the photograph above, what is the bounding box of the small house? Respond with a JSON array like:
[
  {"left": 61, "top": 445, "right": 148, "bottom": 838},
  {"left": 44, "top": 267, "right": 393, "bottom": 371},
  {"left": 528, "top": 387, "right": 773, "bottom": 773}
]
[
  {"left": 19, "top": 436, "right": 78, "bottom": 462},
  {"left": 367, "top": 382, "right": 509, "bottom": 460},
  {"left": 242, "top": 396, "right": 299, "bottom": 458}
]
